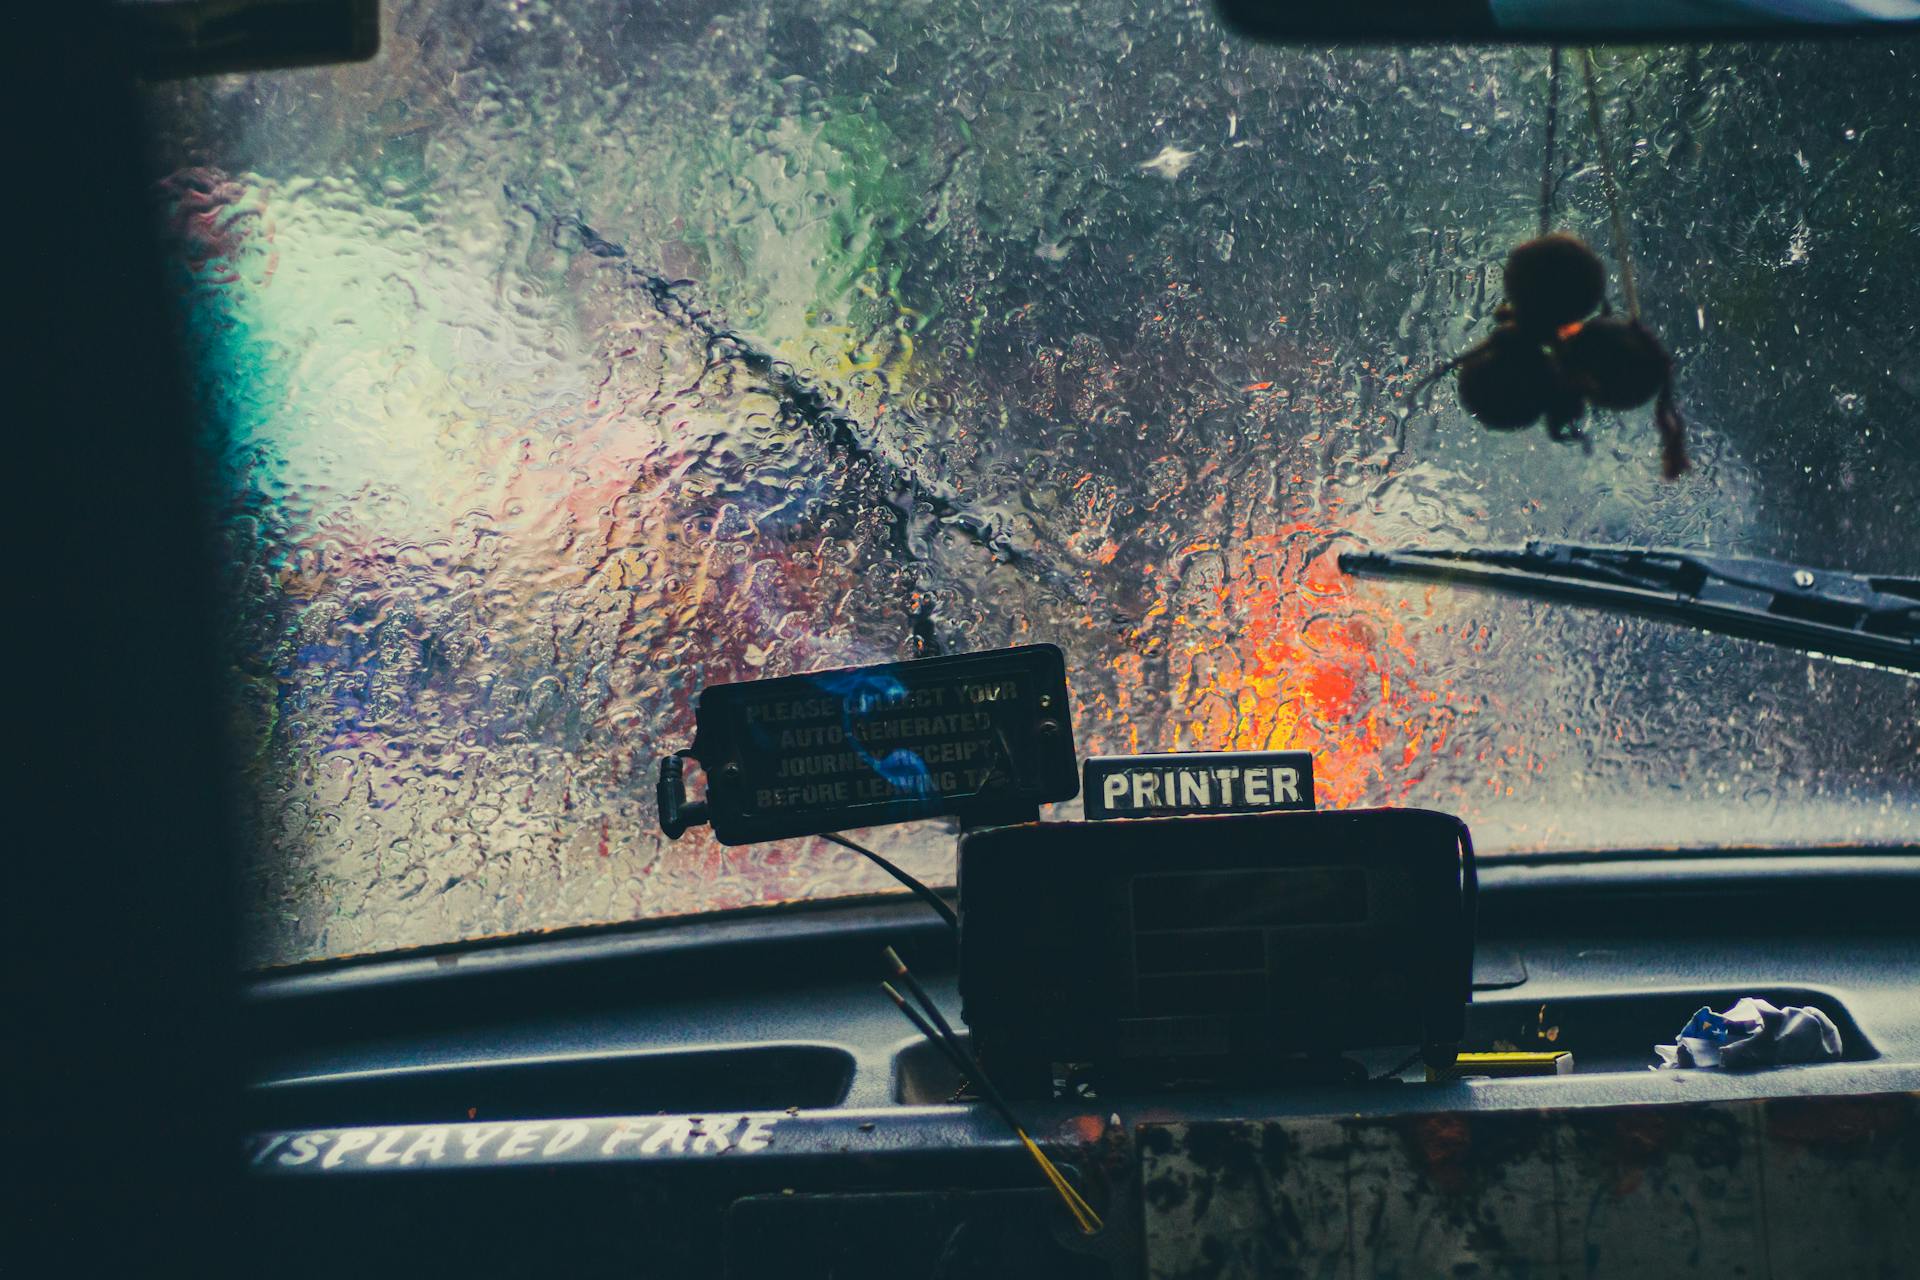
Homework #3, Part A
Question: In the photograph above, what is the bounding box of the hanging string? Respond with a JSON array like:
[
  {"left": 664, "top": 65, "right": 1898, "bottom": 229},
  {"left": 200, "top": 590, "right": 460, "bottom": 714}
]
[
  {"left": 1538, "top": 47, "right": 1561, "bottom": 236},
  {"left": 1579, "top": 49, "right": 1686, "bottom": 476},
  {"left": 1579, "top": 49, "right": 1640, "bottom": 319}
]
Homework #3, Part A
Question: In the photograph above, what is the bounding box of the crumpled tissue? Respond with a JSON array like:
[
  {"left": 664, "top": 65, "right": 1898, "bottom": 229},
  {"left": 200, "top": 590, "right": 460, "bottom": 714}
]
[{"left": 1654, "top": 997, "right": 1842, "bottom": 1070}]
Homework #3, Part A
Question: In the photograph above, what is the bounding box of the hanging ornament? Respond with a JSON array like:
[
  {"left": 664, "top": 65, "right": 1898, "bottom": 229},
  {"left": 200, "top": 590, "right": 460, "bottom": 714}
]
[{"left": 1416, "top": 49, "right": 1689, "bottom": 479}]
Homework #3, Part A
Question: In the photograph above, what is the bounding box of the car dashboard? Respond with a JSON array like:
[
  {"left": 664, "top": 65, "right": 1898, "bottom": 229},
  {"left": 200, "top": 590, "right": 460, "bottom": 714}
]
[{"left": 240, "top": 848, "right": 1920, "bottom": 1278}]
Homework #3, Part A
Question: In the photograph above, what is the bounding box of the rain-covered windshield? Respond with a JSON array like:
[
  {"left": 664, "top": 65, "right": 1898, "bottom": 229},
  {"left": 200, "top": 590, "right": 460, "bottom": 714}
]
[{"left": 145, "top": 2, "right": 1920, "bottom": 966}]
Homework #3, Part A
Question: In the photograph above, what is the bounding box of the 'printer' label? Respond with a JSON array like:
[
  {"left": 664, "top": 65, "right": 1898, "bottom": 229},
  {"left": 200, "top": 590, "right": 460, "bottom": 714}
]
[{"left": 1083, "top": 751, "right": 1315, "bottom": 820}]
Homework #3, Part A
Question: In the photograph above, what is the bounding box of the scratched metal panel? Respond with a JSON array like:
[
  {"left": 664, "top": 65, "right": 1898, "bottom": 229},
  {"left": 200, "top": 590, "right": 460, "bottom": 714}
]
[
  {"left": 1140, "top": 1117, "right": 1349, "bottom": 1280},
  {"left": 1140, "top": 1092, "right": 1920, "bottom": 1280},
  {"left": 1758, "top": 1093, "right": 1920, "bottom": 1278},
  {"left": 1555, "top": 1104, "right": 1764, "bottom": 1278},
  {"left": 1349, "top": 1112, "right": 1565, "bottom": 1280}
]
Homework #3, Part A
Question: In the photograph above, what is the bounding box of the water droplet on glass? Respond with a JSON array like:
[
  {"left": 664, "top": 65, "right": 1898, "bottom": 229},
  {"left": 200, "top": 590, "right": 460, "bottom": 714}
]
[{"left": 138, "top": 17, "right": 1920, "bottom": 965}]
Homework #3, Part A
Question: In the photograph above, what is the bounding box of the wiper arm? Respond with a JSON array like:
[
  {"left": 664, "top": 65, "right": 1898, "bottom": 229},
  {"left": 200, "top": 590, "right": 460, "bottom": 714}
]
[{"left": 1338, "top": 541, "right": 1920, "bottom": 674}]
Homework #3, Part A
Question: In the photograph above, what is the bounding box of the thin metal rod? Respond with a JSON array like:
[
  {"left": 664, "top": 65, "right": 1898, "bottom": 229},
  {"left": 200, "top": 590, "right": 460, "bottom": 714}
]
[
  {"left": 881, "top": 950, "right": 1104, "bottom": 1234},
  {"left": 882, "top": 982, "right": 975, "bottom": 1083}
]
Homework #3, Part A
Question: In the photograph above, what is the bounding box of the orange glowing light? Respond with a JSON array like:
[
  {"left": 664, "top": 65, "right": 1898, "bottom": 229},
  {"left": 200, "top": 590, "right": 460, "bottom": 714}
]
[{"left": 1132, "top": 530, "right": 1455, "bottom": 808}]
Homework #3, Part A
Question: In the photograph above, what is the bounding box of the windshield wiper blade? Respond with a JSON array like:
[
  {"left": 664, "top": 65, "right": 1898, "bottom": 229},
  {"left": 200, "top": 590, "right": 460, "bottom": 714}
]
[{"left": 1338, "top": 541, "right": 1920, "bottom": 673}]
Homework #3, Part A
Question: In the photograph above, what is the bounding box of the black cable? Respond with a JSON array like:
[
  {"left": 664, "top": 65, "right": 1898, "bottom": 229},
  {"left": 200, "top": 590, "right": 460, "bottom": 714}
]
[{"left": 821, "top": 832, "right": 958, "bottom": 930}]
